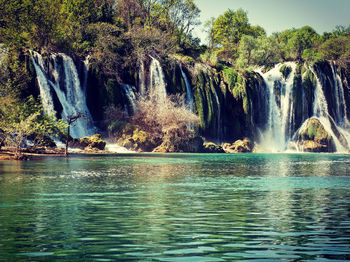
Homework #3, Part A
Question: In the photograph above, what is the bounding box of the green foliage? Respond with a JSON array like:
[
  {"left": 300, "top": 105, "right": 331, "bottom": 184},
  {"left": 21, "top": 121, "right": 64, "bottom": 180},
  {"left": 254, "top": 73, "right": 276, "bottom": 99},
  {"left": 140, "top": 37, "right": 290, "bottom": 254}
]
[
  {"left": 236, "top": 35, "right": 280, "bottom": 69},
  {"left": 199, "top": 50, "right": 218, "bottom": 67},
  {"left": 79, "top": 134, "right": 106, "bottom": 150},
  {"left": 210, "top": 8, "right": 265, "bottom": 60},
  {"left": 276, "top": 26, "right": 320, "bottom": 61},
  {"left": 0, "top": 49, "right": 32, "bottom": 100},
  {"left": 301, "top": 118, "right": 331, "bottom": 142},
  {"left": 280, "top": 65, "right": 292, "bottom": 79},
  {"left": 223, "top": 67, "right": 239, "bottom": 88},
  {"left": 172, "top": 54, "right": 195, "bottom": 65},
  {"left": 0, "top": 96, "right": 67, "bottom": 154},
  {"left": 212, "top": 9, "right": 257, "bottom": 46},
  {"left": 86, "top": 22, "right": 123, "bottom": 78},
  {"left": 319, "top": 36, "right": 350, "bottom": 61}
]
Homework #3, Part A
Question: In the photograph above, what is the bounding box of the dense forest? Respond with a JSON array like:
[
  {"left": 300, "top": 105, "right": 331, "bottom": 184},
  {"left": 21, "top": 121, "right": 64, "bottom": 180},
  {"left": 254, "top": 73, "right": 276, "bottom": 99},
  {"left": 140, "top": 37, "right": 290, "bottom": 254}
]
[{"left": 1, "top": 0, "right": 350, "bottom": 156}]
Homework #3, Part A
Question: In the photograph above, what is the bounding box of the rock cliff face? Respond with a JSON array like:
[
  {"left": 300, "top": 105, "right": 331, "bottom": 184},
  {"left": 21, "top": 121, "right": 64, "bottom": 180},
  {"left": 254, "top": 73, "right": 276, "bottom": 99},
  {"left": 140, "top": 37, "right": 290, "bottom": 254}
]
[{"left": 28, "top": 51, "right": 350, "bottom": 153}]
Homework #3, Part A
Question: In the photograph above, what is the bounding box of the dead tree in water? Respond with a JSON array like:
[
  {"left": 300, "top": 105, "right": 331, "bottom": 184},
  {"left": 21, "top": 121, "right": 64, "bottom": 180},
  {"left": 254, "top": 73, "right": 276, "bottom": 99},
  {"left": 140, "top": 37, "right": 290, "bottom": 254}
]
[{"left": 65, "top": 113, "right": 84, "bottom": 156}]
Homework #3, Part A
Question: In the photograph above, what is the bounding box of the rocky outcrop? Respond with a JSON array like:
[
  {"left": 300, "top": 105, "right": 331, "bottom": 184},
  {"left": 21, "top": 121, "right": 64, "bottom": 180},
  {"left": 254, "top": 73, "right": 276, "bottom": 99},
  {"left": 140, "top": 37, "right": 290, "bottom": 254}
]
[
  {"left": 203, "top": 142, "right": 225, "bottom": 153},
  {"left": 222, "top": 138, "right": 253, "bottom": 153},
  {"left": 295, "top": 118, "right": 336, "bottom": 152},
  {"left": 117, "top": 125, "right": 161, "bottom": 152},
  {"left": 153, "top": 133, "right": 203, "bottom": 153},
  {"left": 70, "top": 134, "right": 106, "bottom": 151}
]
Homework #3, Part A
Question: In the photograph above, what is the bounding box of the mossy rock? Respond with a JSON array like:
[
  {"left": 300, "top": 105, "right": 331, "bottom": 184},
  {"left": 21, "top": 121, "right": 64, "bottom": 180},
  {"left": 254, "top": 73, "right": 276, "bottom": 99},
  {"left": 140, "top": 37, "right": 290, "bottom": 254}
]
[
  {"left": 33, "top": 135, "right": 57, "bottom": 148},
  {"left": 280, "top": 64, "right": 292, "bottom": 79},
  {"left": 203, "top": 142, "right": 225, "bottom": 153},
  {"left": 300, "top": 140, "right": 330, "bottom": 153},
  {"left": 117, "top": 126, "right": 160, "bottom": 152},
  {"left": 296, "top": 118, "right": 335, "bottom": 152},
  {"left": 153, "top": 130, "right": 204, "bottom": 153},
  {"left": 79, "top": 134, "right": 106, "bottom": 150},
  {"left": 299, "top": 118, "right": 331, "bottom": 143},
  {"left": 222, "top": 138, "right": 253, "bottom": 153}
]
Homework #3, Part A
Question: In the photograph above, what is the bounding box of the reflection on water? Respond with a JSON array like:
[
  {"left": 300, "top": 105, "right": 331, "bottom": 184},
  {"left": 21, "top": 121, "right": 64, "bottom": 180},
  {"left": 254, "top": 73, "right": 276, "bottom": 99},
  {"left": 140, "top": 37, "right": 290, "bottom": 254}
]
[{"left": 0, "top": 153, "right": 350, "bottom": 261}]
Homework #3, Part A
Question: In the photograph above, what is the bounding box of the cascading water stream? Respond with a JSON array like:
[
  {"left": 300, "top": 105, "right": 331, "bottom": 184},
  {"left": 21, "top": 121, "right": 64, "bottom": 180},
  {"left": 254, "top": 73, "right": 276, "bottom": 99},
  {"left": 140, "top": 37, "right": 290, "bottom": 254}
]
[
  {"left": 180, "top": 65, "right": 194, "bottom": 112},
  {"left": 30, "top": 51, "right": 56, "bottom": 116},
  {"left": 256, "top": 62, "right": 297, "bottom": 152},
  {"left": 82, "top": 55, "right": 90, "bottom": 93},
  {"left": 310, "top": 66, "right": 350, "bottom": 152},
  {"left": 30, "top": 51, "right": 96, "bottom": 138},
  {"left": 149, "top": 56, "right": 167, "bottom": 102},
  {"left": 122, "top": 84, "right": 137, "bottom": 116},
  {"left": 138, "top": 61, "right": 146, "bottom": 96},
  {"left": 205, "top": 68, "right": 223, "bottom": 142},
  {"left": 330, "top": 63, "right": 349, "bottom": 126}
]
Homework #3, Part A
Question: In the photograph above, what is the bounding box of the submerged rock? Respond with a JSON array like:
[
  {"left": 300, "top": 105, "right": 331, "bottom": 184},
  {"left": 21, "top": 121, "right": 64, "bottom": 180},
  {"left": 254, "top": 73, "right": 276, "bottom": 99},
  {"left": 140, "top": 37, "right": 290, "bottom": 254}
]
[
  {"left": 295, "top": 118, "right": 336, "bottom": 152},
  {"left": 222, "top": 138, "right": 253, "bottom": 153}
]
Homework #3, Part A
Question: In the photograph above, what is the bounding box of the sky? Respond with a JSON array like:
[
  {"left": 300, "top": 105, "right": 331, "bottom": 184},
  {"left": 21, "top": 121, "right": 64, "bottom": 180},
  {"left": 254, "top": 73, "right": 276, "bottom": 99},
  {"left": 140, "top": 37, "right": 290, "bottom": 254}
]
[{"left": 193, "top": 0, "right": 350, "bottom": 43}]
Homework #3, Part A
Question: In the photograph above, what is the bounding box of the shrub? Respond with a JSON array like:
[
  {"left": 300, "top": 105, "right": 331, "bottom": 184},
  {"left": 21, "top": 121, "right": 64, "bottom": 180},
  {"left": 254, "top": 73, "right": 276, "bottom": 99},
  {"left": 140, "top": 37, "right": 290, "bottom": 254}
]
[
  {"left": 280, "top": 64, "right": 292, "bottom": 79},
  {"left": 199, "top": 51, "right": 218, "bottom": 67}
]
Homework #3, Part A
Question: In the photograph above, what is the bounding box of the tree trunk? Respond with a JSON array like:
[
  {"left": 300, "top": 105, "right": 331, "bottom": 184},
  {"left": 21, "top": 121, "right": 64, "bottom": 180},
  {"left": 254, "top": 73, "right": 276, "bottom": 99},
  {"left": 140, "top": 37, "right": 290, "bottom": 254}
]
[{"left": 65, "top": 125, "right": 70, "bottom": 156}]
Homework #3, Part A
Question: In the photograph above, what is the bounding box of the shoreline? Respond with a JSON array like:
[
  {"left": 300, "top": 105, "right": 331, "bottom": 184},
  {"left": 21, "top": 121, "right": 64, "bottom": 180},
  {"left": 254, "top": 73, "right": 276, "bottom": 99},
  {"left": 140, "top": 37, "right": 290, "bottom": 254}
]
[{"left": 1, "top": 149, "right": 349, "bottom": 161}]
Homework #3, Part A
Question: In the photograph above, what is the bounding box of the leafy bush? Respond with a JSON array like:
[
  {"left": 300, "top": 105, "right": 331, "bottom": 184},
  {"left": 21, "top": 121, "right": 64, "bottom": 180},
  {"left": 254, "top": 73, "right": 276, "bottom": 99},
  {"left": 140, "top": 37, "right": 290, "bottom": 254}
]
[
  {"left": 200, "top": 51, "right": 218, "bottom": 67},
  {"left": 280, "top": 65, "right": 292, "bottom": 79}
]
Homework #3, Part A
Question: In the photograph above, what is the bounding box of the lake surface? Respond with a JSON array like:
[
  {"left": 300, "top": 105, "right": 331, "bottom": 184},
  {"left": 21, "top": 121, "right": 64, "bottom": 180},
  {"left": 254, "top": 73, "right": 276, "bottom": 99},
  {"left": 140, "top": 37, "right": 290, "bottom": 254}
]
[{"left": 1, "top": 153, "right": 350, "bottom": 261}]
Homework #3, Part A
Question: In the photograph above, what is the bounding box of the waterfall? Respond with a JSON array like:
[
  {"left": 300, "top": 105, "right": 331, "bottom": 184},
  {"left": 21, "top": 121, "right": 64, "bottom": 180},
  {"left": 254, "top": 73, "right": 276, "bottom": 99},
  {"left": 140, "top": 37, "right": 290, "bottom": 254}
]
[
  {"left": 180, "top": 65, "right": 194, "bottom": 112},
  {"left": 330, "top": 63, "right": 349, "bottom": 126},
  {"left": 30, "top": 51, "right": 56, "bottom": 116},
  {"left": 256, "top": 62, "right": 297, "bottom": 152},
  {"left": 0, "top": 44, "right": 7, "bottom": 65},
  {"left": 206, "top": 69, "right": 223, "bottom": 141},
  {"left": 309, "top": 65, "right": 350, "bottom": 152},
  {"left": 82, "top": 55, "right": 90, "bottom": 93},
  {"left": 138, "top": 60, "right": 146, "bottom": 96},
  {"left": 30, "top": 51, "right": 96, "bottom": 138},
  {"left": 149, "top": 56, "right": 167, "bottom": 102},
  {"left": 122, "top": 84, "right": 137, "bottom": 116}
]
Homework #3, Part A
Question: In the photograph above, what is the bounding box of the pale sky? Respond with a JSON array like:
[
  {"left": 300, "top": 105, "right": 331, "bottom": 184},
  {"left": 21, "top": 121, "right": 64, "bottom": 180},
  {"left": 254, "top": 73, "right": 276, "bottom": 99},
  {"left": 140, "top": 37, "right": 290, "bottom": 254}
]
[{"left": 193, "top": 0, "right": 350, "bottom": 43}]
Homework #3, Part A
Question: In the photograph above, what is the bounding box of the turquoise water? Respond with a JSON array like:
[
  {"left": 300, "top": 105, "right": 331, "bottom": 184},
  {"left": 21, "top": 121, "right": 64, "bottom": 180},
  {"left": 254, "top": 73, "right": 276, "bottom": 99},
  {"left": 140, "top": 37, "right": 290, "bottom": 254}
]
[{"left": 0, "top": 153, "right": 350, "bottom": 261}]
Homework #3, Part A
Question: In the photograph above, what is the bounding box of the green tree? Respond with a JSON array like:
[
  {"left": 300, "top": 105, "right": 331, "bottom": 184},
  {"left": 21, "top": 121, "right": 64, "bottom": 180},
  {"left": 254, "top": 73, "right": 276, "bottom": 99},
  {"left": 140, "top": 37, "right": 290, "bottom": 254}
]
[
  {"left": 319, "top": 35, "right": 350, "bottom": 60},
  {"left": 236, "top": 35, "right": 256, "bottom": 68},
  {"left": 276, "top": 26, "right": 319, "bottom": 61},
  {"left": 86, "top": 22, "right": 124, "bottom": 78},
  {"left": 252, "top": 36, "right": 281, "bottom": 66},
  {"left": 0, "top": 0, "right": 32, "bottom": 48},
  {"left": 212, "top": 9, "right": 250, "bottom": 46},
  {"left": 29, "top": 0, "right": 63, "bottom": 51},
  {"left": 210, "top": 9, "right": 265, "bottom": 60},
  {"left": 236, "top": 35, "right": 280, "bottom": 69},
  {"left": 204, "top": 17, "right": 216, "bottom": 49},
  {"left": 0, "top": 96, "right": 66, "bottom": 158},
  {"left": 167, "top": 0, "right": 201, "bottom": 46}
]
